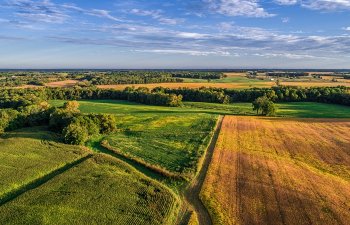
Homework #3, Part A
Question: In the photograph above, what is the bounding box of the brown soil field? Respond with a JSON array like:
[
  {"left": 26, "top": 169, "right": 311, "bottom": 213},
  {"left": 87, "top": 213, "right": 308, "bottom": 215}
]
[
  {"left": 45, "top": 79, "right": 79, "bottom": 87},
  {"left": 201, "top": 116, "right": 350, "bottom": 225}
]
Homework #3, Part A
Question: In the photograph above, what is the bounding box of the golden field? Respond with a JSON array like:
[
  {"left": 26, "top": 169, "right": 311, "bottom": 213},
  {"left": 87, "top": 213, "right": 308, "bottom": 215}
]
[
  {"left": 45, "top": 79, "right": 79, "bottom": 87},
  {"left": 201, "top": 116, "right": 350, "bottom": 225}
]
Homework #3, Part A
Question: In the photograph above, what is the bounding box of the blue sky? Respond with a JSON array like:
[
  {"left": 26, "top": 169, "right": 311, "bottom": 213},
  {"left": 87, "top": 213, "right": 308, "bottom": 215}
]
[{"left": 0, "top": 0, "right": 350, "bottom": 69}]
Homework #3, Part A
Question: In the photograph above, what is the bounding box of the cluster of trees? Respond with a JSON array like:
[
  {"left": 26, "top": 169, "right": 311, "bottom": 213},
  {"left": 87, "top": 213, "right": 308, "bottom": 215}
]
[
  {"left": 171, "top": 71, "right": 225, "bottom": 80},
  {"left": 252, "top": 96, "right": 276, "bottom": 116},
  {"left": 154, "top": 87, "right": 230, "bottom": 104},
  {"left": 50, "top": 101, "right": 116, "bottom": 145},
  {"left": 0, "top": 100, "right": 116, "bottom": 145},
  {"left": 226, "top": 86, "right": 350, "bottom": 106},
  {"left": 265, "top": 72, "right": 308, "bottom": 78}
]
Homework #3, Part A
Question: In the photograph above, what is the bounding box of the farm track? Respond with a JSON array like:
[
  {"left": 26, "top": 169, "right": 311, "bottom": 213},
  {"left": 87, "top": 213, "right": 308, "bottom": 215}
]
[
  {"left": 183, "top": 115, "right": 224, "bottom": 225},
  {"left": 0, "top": 154, "right": 93, "bottom": 206}
]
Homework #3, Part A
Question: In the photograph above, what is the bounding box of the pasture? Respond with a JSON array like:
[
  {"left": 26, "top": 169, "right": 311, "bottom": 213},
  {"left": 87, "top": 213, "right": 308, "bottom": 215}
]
[
  {"left": 50, "top": 100, "right": 218, "bottom": 179},
  {"left": 50, "top": 100, "right": 350, "bottom": 119},
  {"left": 0, "top": 154, "right": 179, "bottom": 225},
  {"left": 201, "top": 116, "right": 350, "bottom": 225},
  {"left": 0, "top": 127, "right": 89, "bottom": 200}
]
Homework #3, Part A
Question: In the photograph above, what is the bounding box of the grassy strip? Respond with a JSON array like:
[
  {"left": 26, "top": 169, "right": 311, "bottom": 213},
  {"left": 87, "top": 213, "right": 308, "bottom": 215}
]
[{"left": 0, "top": 154, "right": 93, "bottom": 206}]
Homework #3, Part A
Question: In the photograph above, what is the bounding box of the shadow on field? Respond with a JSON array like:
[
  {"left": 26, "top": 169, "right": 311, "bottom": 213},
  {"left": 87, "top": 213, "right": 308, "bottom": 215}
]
[{"left": 1, "top": 126, "right": 60, "bottom": 142}]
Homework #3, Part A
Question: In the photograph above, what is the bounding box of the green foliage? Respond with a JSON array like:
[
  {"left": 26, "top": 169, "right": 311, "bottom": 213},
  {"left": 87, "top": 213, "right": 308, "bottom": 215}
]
[
  {"left": 0, "top": 127, "right": 88, "bottom": 198},
  {"left": 63, "top": 100, "right": 80, "bottom": 112},
  {"left": 252, "top": 96, "right": 277, "bottom": 116},
  {"left": 0, "top": 155, "right": 179, "bottom": 225},
  {"left": 63, "top": 123, "right": 89, "bottom": 145}
]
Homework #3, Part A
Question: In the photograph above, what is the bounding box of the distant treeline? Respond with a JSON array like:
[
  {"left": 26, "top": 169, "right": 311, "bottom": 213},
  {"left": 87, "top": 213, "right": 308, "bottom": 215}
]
[
  {"left": 170, "top": 71, "right": 225, "bottom": 79},
  {"left": 265, "top": 72, "right": 308, "bottom": 78},
  {"left": 0, "top": 87, "right": 183, "bottom": 109},
  {"left": 1, "top": 86, "right": 349, "bottom": 110},
  {"left": 0, "top": 70, "right": 226, "bottom": 87},
  {"left": 155, "top": 86, "right": 350, "bottom": 106},
  {"left": 82, "top": 71, "right": 181, "bottom": 85},
  {"left": 0, "top": 72, "right": 74, "bottom": 87}
]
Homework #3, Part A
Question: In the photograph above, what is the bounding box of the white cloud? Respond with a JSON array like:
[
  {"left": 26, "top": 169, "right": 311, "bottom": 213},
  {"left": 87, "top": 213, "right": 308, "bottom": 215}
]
[
  {"left": 275, "top": 0, "right": 350, "bottom": 11},
  {"left": 204, "top": 0, "right": 275, "bottom": 18},
  {"left": 130, "top": 8, "right": 183, "bottom": 25},
  {"left": 343, "top": 27, "right": 350, "bottom": 31},
  {"left": 274, "top": 0, "right": 298, "bottom": 5},
  {"left": 136, "top": 49, "right": 231, "bottom": 56}
]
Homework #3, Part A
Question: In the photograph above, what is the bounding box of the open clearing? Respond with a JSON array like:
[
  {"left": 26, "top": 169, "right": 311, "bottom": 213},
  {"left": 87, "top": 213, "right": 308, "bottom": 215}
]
[
  {"left": 201, "top": 116, "right": 350, "bottom": 225},
  {"left": 45, "top": 79, "right": 79, "bottom": 87},
  {"left": 0, "top": 154, "right": 179, "bottom": 225},
  {"left": 0, "top": 127, "right": 89, "bottom": 200}
]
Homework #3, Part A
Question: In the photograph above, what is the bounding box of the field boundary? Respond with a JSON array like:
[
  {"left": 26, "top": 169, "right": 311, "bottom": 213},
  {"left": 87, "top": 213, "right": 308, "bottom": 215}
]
[
  {"left": 183, "top": 115, "right": 224, "bottom": 225},
  {"left": 101, "top": 140, "right": 187, "bottom": 180},
  {"left": 0, "top": 154, "right": 93, "bottom": 206}
]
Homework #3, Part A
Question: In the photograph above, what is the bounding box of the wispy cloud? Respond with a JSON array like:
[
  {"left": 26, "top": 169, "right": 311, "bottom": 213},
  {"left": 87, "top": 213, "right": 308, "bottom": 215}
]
[
  {"left": 129, "top": 8, "right": 183, "bottom": 25},
  {"left": 7, "top": 0, "right": 68, "bottom": 23},
  {"left": 136, "top": 49, "right": 231, "bottom": 56},
  {"left": 275, "top": 0, "right": 350, "bottom": 11},
  {"left": 6, "top": 0, "right": 123, "bottom": 24},
  {"left": 204, "top": 0, "right": 275, "bottom": 18}
]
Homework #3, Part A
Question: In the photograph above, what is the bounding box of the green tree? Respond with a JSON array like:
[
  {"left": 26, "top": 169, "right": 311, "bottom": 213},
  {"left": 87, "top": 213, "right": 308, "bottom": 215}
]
[
  {"left": 252, "top": 96, "right": 277, "bottom": 116},
  {"left": 62, "top": 123, "right": 88, "bottom": 145},
  {"left": 63, "top": 101, "right": 80, "bottom": 112}
]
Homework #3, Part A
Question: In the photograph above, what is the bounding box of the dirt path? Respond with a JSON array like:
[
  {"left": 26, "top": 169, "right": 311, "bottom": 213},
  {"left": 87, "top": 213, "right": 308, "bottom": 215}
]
[{"left": 183, "top": 115, "right": 224, "bottom": 225}]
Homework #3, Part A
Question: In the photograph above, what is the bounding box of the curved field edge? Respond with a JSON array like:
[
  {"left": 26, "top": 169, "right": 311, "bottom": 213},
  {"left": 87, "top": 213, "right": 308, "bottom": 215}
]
[
  {"left": 200, "top": 116, "right": 350, "bottom": 225},
  {"left": 0, "top": 154, "right": 181, "bottom": 225}
]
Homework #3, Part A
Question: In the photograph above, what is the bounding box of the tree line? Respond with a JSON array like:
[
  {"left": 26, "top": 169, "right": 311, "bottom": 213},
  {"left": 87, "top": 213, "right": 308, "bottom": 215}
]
[
  {"left": 0, "top": 87, "right": 183, "bottom": 109},
  {"left": 157, "top": 86, "right": 350, "bottom": 106},
  {"left": 170, "top": 71, "right": 225, "bottom": 80}
]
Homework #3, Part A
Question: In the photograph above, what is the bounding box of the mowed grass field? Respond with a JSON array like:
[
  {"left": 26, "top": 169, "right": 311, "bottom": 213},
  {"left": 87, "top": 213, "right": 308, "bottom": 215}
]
[
  {"left": 0, "top": 154, "right": 179, "bottom": 225},
  {"left": 0, "top": 127, "right": 89, "bottom": 199},
  {"left": 50, "top": 100, "right": 218, "bottom": 179},
  {"left": 201, "top": 116, "right": 350, "bottom": 225}
]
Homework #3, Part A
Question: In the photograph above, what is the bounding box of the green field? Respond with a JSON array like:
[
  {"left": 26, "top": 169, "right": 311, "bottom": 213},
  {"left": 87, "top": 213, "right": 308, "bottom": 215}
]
[
  {"left": 185, "top": 102, "right": 350, "bottom": 118},
  {"left": 0, "top": 154, "right": 179, "bottom": 225},
  {"left": 51, "top": 99, "right": 350, "bottom": 118},
  {"left": 51, "top": 99, "right": 218, "bottom": 179},
  {"left": 103, "top": 113, "right": 216, "bottom": 178},
  {"left": 0, "top": 127, "right": 89, "bottom": 199}
]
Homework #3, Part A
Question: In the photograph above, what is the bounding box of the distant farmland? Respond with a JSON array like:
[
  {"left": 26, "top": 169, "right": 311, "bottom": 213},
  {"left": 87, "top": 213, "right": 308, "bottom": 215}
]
[{"left": 201, "top": 116, "right": 350, "bottom": 225}]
